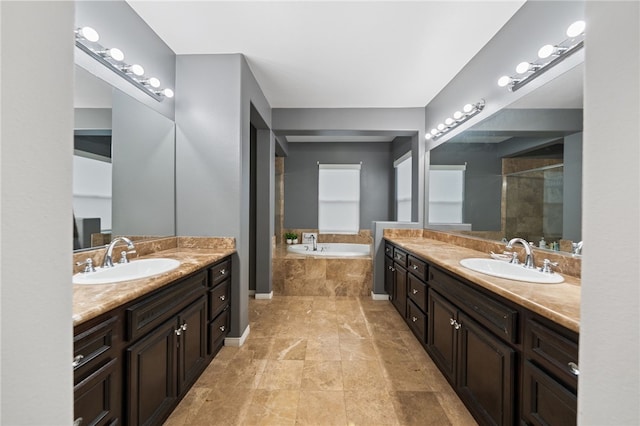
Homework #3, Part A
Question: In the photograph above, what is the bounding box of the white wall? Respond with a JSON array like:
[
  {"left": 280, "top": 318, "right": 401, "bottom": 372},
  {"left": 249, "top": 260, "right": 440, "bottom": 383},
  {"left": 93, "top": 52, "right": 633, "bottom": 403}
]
[
  {"left": 0, "top": 1, "right": 74, "bottom": 424},
  {"left": 579, "top": 2, "right": 640, "bottom": 424}
]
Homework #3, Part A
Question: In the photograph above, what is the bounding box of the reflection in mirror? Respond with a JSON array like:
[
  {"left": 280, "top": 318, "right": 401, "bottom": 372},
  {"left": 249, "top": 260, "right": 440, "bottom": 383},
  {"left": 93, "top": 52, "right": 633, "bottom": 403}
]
[
  {"left": 428, "top": 64, "right": 583, "bottom": 254},
  {"left": 73, "top": 65, "right": 176, "bottom": 251}
]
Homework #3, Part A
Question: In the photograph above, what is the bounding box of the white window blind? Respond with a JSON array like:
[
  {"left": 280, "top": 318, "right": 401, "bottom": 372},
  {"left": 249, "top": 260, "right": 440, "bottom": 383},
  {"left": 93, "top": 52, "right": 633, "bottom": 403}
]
[
  {"left": 429, "top": 165, "right": 466, "bottom": 224},
  {"left": 394, "top": 153, "right": 412, "bottom": 222},
  {"left": 318, "top": 163, "right": 360, "bottom": 234}
]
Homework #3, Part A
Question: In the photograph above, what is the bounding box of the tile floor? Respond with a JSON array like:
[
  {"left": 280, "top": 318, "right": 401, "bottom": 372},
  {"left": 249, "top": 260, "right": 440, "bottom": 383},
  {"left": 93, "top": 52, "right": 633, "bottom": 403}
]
[{"left": 164, "top": 296, "right": 477, "bottom": 426}]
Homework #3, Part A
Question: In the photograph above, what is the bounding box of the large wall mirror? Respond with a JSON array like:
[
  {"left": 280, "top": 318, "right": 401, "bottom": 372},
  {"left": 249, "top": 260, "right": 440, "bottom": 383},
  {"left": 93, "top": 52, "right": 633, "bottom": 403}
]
[
  {"left": 428, "top": 63, "right": 583, "bottom": 254},
  {"left": 73, "top": 64, "right": 176, "bottom": 251}
]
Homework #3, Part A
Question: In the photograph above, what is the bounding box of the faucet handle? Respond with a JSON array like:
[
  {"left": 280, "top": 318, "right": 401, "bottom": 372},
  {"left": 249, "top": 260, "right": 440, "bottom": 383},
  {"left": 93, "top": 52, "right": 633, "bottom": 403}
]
[
  {"left": 119, "top": 249, "right": 137, "bottom": 264},
  {"left": 508, "top": 252, "right": 520, "bottom": 264},
  {"left": 76, "top": 258, "right": 96, "bottom": 273},
  {"left": 539, "top": 259, "right": 559, "bottom": 274}
]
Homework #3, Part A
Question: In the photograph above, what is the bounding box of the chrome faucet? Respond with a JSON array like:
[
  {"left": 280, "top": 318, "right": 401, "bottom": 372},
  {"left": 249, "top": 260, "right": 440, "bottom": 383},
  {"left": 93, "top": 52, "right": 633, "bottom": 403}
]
[
  {"left": 506, "top": 237, "right": 536, "bottom": 269},
  {"left": 102, "top": 236, "right": 136, "bottom": 268},
  {"left": 572, "top": 241, "right": 583, "bottom": 255},
  {"left": 310, "top": 234, "right": 318, "bottom": 251}
]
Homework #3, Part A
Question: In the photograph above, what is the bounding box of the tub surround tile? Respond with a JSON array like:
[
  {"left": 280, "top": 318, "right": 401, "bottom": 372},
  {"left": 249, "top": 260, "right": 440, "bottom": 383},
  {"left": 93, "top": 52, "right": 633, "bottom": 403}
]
[
  {"left": 384, "top": 232, "right": 580, "bottom": 333},
  {"left": 73, "top": 237, "right": 236, "bottom": 326}
]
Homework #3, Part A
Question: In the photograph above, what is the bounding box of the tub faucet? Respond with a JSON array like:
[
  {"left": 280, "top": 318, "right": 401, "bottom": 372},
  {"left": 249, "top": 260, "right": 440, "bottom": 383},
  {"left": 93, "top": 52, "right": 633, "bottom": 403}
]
[
  {"left": 102, "top": 236, "right": 136, "bottom": 268},
  {"left": 506, "top": 237, "right": 536, "bottom": 269},
  {"left": 572, "top": 241, "right": 583, "bottom": 255},
  {"left": 311, "top": 234, "right": 317, "bottom": 251}
]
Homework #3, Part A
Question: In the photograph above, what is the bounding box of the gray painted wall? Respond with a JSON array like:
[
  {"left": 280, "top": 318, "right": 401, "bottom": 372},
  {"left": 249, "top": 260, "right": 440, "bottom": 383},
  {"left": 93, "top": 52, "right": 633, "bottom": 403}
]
[
  {"left": 283, "top": 142, "right": 393, "bottom": 229},
  {"left": 75, "top": 107, "right": 112, "bottom": 130},
  {"left": 563, "top": 132, "right": 582, "bottom": 241},
  {"left": 111, "top": 89, "right": 175, "bottom": 236},
  {"left": 430, "top": 143, "right": 502, "bottom": 231},
  {"left": 75, "top": 1, "right": 176, "bottom": 120}
]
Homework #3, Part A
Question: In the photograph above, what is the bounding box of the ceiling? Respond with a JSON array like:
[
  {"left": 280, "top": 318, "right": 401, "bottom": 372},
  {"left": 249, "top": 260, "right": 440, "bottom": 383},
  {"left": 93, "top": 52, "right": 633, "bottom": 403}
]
[{"left": 127, "top": 0, "right": 525, "bottom": 109}]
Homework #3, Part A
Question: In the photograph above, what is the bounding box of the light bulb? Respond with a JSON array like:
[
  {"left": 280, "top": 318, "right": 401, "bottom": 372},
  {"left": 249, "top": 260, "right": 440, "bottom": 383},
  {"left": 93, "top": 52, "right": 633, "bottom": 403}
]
[
  {"left": 425, "top": 133, "right": 432, "bottom": 140},
  {"left": 437, "top": 123, "right": 445, "bottom": 131},
  {"left": 453, "top": 111, "right": 463, "bottom": 120},
  {"left": 516, "top": 62, "right": 532, "bottom": 74},
  {"left": 498, "top": 75, "right": 512, "bottom": 87},
  {"left": 107, "top": 48, "right": 124, "bottom": 62},
  {"left": 77, "top": 26, "right": 99, "bottom": 43},
  {"left": 445, "top": 118, "right": 454, "bottom": 126},
  {"left": 566, "top": 20, "right": 585, "bottom": 38},
  {"left": 430, "top": 128, "right": 438, "bottom": 136},
  {"left": 147, "top": 77, "right": 161, "bottom": 88},
  {"left": 129, "top": 64, "right": 145, "bottom": 76},
  {"left": 162, "top": 88, "right": 174, "bottom": 98},
  {"left": 538, "top": 44, "right": 555, "bottom": 59},
  {"left": 463, "top": 104, "right": 473, "bottom": 113}
]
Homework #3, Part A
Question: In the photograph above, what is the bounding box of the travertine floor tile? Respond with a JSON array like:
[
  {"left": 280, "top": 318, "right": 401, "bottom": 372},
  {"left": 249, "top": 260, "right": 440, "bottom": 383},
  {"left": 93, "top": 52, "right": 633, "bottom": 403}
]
[
  {"left": 301, "top": 360, "right": 343, "bottom": 390},
  {"left": 339, "top": 338, "right": 378, "bottom": 361},
  {"left": 243, "top": 389, "right": 299, "bottom": 426},
  {"left": 344, "top": 389, "right": 400, "bottom": 425},
  {"left": 295, "top": 390, "right": 347, "bottom": 425},
  {"left": 390, "top": 391, "right": 452, "bottom": 426},
  {"left": 258, "top": 360, "right": 304, "bottom": 390},
  {"left": 305, "top": 336, "right": 341, "bottom": 361},
  {"left": 341, "top": 360, "right": 385, "bottom": 390}
]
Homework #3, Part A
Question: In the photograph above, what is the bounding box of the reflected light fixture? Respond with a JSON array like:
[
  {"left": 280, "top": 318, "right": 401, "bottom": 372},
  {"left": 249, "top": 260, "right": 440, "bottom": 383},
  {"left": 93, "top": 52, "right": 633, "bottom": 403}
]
[
  {"left": 425, "top": 100, "right": 485, "bottom": 141},
  {"left": 497, "top": 20, "right": 585, "bottom": 92},
  {"left": 74, "top": 25, "right": 174, "bottom": 102}
]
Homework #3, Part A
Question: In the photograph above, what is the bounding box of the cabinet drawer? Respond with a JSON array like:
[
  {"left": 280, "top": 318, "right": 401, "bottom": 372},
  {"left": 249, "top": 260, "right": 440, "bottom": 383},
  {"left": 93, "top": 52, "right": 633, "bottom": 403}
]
[
  {"left": 525, "top": 318, "right": 579, "bottom": 391},
  {"left": 407, "top": 299, "right": 427, "bottom": 343},
  {"left": 74, "top": 357, "right": 119, "bottom": 426},
  {"left": 522, "top": 360, "right": 577, "bottom": 426},
  {"left": 393, "top": 247, "right": 407, "bottom": 267},
  {"left": 73, "top": 315, "right": 118, "bottom": 382},
  {"left": 126, "top": 271, "right": 207, "bottom": 342},
  {"left": 384, "top": 242, "right": 394, "bottom": 258},
  {"left": 209, "top": 259, "right": 230, "bottom": 287},
  {"left": 209, "top": 279, "right": 230, "bottom": 319},
  {"left": 430, "top": 268, "right": 518, "bottom": 343},
  {"left": 208, "top": 309, "right": 230, "bottom": 355},
  {"left": 407, "top": 255, "right": 428, "bottom": 281},
  {"left": 407, "top": 274, "right": 427, "bottom": 313}
]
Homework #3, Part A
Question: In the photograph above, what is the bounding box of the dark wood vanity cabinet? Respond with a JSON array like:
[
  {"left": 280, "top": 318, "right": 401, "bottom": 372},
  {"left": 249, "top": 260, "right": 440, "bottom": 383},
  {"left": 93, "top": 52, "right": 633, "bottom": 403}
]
[
  {"left": 385, "top": 243, "right": 408, "bottom": 318},
  {"left": 74, "top": 256, "right": 233, "bottom": 426}
]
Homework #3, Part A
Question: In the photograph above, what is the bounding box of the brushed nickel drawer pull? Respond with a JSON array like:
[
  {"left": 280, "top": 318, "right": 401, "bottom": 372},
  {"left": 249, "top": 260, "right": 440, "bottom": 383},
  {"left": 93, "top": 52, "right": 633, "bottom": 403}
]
[
  {"left": 219, "top": 325, "right": 226, "bottom": 332},
  {"left": 72, "top": 355, "right": 84, "bottom": 368},
  {"left": 220, "top": 269, "right": 226, "bottom": 275},
  {"left": 412, "top": 316, "right": 418, "bottom": 322},
  {"left": 412, "top": 289, "right": 418, "bottom": 295},
  {"left": 412, "top": 265, "right": 418, "bottom": 270},
  {"left": 568, "top": 361, "right": 580, "bottom": 376},
  {"left": 220, "top": 295, "right": 225, "bottom": 301}
]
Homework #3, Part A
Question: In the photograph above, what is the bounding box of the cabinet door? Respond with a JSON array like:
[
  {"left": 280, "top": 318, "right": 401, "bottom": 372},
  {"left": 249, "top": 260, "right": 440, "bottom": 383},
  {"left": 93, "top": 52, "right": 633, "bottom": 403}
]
[
  {"left": 457, "top": 312, "right": 515, "bottom": 426},
  {"left": 127, "top": 319, "right": 178, "bottom": 426},
  {"left": 74, "top": 358, "right": 119, "bottom": 426},
  {"left": 427, "top": 290, "right": 457, "bottom": 382},
  {"left": 384, "top": 256, "right": 394, "bottom": 298},
  {"left": 178, "top": 296, "right": 207, "bottom": 394},
  {"left": 392, "top": 264, "right": 407, "bottom": 318},
  {"left": 522, "top": 360, "right": 577, "bottom": 426}
]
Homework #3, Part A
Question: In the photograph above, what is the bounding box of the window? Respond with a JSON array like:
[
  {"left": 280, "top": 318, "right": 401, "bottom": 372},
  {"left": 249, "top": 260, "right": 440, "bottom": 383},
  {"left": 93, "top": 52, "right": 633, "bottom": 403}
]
[
  {"left": 394, "top": 153, "right": 412, "bottom": 221},
  {"left": 429, "top": 165, "right": 466, "bottom": 224},
  {"left": 318, "top": 163, "right": 360, "bottom": 234}
]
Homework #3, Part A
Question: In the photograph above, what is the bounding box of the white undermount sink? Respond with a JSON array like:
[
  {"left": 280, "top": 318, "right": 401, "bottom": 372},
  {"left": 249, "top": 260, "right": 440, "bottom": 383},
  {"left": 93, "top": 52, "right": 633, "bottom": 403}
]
[
  {"left": 73, "top": 258, "right": 181, "bottom": 285},
  {"left": 459, "top": 258, "right": 564, "bottom": 284}
]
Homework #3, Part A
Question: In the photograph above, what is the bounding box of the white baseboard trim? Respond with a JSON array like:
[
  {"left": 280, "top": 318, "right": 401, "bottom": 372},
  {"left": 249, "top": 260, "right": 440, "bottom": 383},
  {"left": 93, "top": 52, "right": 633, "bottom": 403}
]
[
  {"left": 371, "top": 291, "right": 390, "bottom": 301},
  {"left": 224, "top": 324, "right": 250, "bottom": 347},
  {"left": 248, "top": 289, "right": 256, "bottom": 296},
  {"left": 255, "top": 291, "right": 273, "bottom": 300}
]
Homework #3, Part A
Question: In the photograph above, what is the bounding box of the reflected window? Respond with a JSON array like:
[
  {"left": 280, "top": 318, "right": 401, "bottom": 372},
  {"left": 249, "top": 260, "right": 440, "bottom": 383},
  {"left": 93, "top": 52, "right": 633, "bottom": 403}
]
[
  {"left": 394, "top": 153, "right": 412, "bottom": 221},
  {"left": 318, "top": 163, "right": 360, "bottom": 234},
  {"left": 429, "top": 165, "right": 466, "bottom": 223}
]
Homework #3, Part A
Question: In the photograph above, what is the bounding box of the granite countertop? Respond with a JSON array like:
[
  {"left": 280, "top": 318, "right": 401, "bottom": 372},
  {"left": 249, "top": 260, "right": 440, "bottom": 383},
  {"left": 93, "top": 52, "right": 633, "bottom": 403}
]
[
  {"left": 73, "top": 247, "right": 235, "bottom": 326},
  {"left": 385, "top": 236, "right": 580, "bottom": 333}
]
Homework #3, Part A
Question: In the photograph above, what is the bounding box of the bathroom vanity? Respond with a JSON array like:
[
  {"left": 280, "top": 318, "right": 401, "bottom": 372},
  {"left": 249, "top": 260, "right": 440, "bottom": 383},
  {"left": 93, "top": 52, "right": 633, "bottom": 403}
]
[
  {"left": 72, "top": 248, "right": 233, "bottom": 426},
  {"left": 384, "top": 237, "right": 580, "bottom": 426}
]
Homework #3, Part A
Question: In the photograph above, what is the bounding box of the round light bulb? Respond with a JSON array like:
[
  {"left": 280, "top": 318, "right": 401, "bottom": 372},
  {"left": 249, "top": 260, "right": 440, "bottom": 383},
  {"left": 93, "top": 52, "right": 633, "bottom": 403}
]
[
  {"left": 78, "top": 26, "right": 99, "bottom": 43},
  {"left": 107, "top": 48, "right": 124, "bottom": 62},
  {"left": 148, "top": 77, "right": 161, "bottom": 88},
  {"left": 425, "top": 133, "right": 432, "bottom": 140},
  {"left": 430, "top": 128, "right": 439, "bottom": 136},
  {"left": 516, "top": 62, "right": 532, "bottom": 74},
  {"left": 445, "top": 118, "right": 454, "bottom": 126},
  {"left": 566, "top": 20, "right": 585, "bottom": 38},
  {"left": 497, "top": 75, "right": 512, "bottom": 87},
  {"left": 538, "top": 44, "right": 555, "bottom": 59},
  {"left": 437, "top": 123, "right": 446, "bottom": 131},
  {"left": 463, "top": 104, "right": 473, "bottom": 113},
  {"left": 162, "top": 88, "right": 174, "bottom": 98},
  {"left": 130, "top": 64, "right": 145, "bottom": 76},
  {"left": 453, "top": 111, "right": 463, "bottom": 120}
]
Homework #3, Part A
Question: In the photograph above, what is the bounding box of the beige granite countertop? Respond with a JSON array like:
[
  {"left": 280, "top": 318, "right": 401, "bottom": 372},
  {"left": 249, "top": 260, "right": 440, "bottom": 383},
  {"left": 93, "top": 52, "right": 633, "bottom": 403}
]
[
  {"left": 384, "top": 236, "right": 580, "bottom": 333},
  {"left": 73, "top": 246, "right": 235, "bottom": 326}
]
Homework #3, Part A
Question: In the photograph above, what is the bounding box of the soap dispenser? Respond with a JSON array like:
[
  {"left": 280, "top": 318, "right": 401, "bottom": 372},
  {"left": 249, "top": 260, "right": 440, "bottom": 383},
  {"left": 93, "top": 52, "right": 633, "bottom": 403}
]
[{"left": 539, "top": 237, "right": 547, "bottom": 249}]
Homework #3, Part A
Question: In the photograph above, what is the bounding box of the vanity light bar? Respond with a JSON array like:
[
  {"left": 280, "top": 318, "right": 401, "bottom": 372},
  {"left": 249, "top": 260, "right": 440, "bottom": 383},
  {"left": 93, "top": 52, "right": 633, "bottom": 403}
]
[
  {"left": 74, "top": 26, "right": 174, "bottom": 102},
  {"left": 425, "top": 100, "right": 485, "bottom": 141},
  {"left": 497, "top": 20, "right": 585, "bottom": 92}
]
